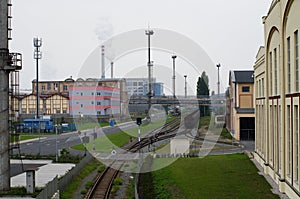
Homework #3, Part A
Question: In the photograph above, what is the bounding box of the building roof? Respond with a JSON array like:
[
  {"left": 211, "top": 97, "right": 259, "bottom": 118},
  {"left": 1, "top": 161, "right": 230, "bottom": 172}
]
[{"left": 230, "top": 70, "right": 254, "bottom": 84}]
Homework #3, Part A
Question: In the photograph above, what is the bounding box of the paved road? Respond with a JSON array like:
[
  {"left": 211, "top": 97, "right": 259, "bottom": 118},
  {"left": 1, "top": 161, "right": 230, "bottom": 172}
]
[
  {"left": 10, "top": 122, "right": 137, "bottom": 176},
  {"left": 11, "top": 121, "right": 136, "bottom": 156}
]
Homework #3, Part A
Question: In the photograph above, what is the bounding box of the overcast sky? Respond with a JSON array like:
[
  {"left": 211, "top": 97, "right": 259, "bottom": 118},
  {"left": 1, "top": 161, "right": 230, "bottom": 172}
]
[{"left": 9, "top": 0, "right": 271, "bottom": 95}]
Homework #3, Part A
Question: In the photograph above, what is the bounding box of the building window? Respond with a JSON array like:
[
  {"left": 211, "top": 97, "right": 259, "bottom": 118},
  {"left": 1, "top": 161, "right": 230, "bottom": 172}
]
[
  {"left": 91, "top": 101, "right": 94, "bottom": 105},
  {"left": 97, "top": 111, "right": 101, "bottom": 115},
  {"left": 287, "top": 105, "right": 291, "bottom": 176},
  {"left": 91, "top": 92, "right": 94, "bottom": 96},
  {"left": 97, "top": 101, "right": 101, "bottom": 105},
  {"left": 274, "top": 48, "right": 278, "bottom": 95},
  {"left": 29, "top": 110, "right": 35, "bottom": 114},
  {"left": 63, "top": 85, "right": 68, "bottom": 91},
  {"left": 62, "top": 110, "right": 67, "bottom": 114},
  {"left": 258, "top": 80, "right": 261, "bottom": 97},
  {"left": 270, "top": 51, "right": 273, "bottom": 95},
  {"left": 262, "top": 78, "right": 264, "bottom": 96},
  {"left": 296, "top": 31, "right": 299, "bottom": 92},
  {"left": 54, "top": 83, "right": 58, "bottom": 90},
  {"left": 242, "top": 86, "right": 250, "bottom": 92},
  {"left": 97, "top": 92, "right": 101, "bottom": 96},
  {"left": 81, "top": 104, "right": 83, "bottom": 108},
  {"left": 41, "top": 85, "right": 45, "bottom": 91},
  {"left": 288, "top": 37, "right": 291, "bottom": 93},
  {"left": 56, "top": 110, "right": 60, "bottom": 114},
  {"left": 295, "top": 105, "right": 299, "bottom": 183},
  {"left": 47, "top": 83, "right": 51, "bottom": 90}
]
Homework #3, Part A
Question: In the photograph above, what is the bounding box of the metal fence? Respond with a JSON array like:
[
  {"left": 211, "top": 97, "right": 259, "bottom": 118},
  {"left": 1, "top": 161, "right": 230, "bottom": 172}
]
[
  {"left": 35, "top": 153, "right": 94, "bottom": 199},
  {"left": 36, "top": 176, "right": 58, "bottom": 199},
  {"left": 58, "top": 153, "right": 93, "bottom": 191}
]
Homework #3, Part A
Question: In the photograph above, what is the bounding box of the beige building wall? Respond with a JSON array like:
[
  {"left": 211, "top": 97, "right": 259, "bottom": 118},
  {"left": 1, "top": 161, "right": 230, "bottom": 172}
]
[
  {"left": 227, "top": 71, "right": 255, "bottom": 140},
  {"left": 254, "top": 1, "right": 300, "bottom": 198}
]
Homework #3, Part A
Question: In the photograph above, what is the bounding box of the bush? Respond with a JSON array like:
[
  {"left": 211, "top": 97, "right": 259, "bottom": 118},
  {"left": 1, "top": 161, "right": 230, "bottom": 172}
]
[
  {"left": 85, "top": 181, "right": 94, "bottom": 189},
  {"left": 113, "top": 177, "right": 123, "bottom": 185},
  {"left": 97, "top": 165, "right": 106, "bottom": 173}
]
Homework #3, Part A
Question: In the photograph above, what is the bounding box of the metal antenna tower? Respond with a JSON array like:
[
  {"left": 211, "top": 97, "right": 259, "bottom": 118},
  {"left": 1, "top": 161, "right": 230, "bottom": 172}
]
[{"left": 33, "top": 38, "right": 42, "bottom": 119}]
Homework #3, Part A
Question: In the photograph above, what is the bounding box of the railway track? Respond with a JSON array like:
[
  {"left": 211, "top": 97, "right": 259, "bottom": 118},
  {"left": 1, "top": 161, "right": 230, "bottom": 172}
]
[{"left": 85, "top": 114, "right": 195, "bottom": 199}]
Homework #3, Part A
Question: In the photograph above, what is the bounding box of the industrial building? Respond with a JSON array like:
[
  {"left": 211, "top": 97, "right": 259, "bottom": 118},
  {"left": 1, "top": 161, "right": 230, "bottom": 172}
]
[
  {"left": 69, "top": 84, "right": 120, "bottom": 116},
  {"left": 18, "top": 77, "right": 128, "bottom": 118},
  {"left": 226, "top": 70, "right": 255, "bottom": 141},
  {"left": 125, "top": 78, "right": 164, "bottom": 97},
  {"left": 254, "top": 0, "right": 300, "bottom": 198}
]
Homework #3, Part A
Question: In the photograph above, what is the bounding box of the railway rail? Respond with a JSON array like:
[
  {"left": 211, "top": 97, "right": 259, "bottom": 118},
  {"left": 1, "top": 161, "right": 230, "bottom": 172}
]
[{"left": 85, "top": 112, "right": 197, "bottom": 199}]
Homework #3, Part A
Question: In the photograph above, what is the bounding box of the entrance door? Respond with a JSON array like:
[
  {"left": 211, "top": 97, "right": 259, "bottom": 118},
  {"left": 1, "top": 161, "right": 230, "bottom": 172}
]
[{"left": 240, "top": 117, "right": 255, "bottom": 140}]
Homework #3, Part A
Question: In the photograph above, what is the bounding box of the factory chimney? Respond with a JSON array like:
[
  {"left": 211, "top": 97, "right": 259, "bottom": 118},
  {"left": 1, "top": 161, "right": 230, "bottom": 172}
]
[
  {"left": 111, "top": 61, "right": 113, "bottom": 79},
  {"left": 101, "top": 45, "right": 105, "bottom": 79}
]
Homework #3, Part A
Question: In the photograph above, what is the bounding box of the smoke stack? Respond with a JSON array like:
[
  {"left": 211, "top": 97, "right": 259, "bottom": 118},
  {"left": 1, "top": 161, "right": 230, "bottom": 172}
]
[
  {"left": 111, "top": 61, "right": 114, "bottom": 79},
  {"left": 101, "top": 45, "right": 105, "bottom": 79}
]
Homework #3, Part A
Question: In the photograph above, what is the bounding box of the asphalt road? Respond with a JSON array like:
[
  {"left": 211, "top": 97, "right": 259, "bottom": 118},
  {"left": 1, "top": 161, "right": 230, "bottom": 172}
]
[{"left": 11, "top": 121, "right": 136, "bottom": 156}]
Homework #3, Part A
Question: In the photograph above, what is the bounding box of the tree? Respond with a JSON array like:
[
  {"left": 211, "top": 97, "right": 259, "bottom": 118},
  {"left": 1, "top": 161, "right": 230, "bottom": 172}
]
[
  {"left": 197, "top": 71, "right": 209, "bottom": 98},
  {"left": 196, "top": 71, "right": 210, "bottom": 116}
]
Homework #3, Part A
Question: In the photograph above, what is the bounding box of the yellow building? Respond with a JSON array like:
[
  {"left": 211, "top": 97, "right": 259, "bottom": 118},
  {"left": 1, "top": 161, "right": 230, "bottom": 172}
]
[
  {"left": 227, "top": 70, "right": 255, "bottom": 140},
  {"left": 20, "top": 93, "right": 69, "bottom": 115},
  {"left": 254, "top": 0, "right": 300, "bottom": 198}
]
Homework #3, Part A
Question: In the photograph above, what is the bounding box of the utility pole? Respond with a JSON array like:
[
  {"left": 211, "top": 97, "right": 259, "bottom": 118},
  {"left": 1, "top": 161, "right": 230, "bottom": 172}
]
[
  {"left": 172, "top": 55, "right": 177, "bottom": 98},
  {"left": 145, "top": 29, "right": 154, "bottom": 115},
  {"left": 216, "top": 64, "right": 221, "bottom": 96},
  {"left": 33, "top": 38, "right": 42, "bottom": 119},
  {"left": 0, "top": 0, "right": 22, "bottom": 191},
  {"left": 184, "top": 75, "right": 187, "bottom": 98}
]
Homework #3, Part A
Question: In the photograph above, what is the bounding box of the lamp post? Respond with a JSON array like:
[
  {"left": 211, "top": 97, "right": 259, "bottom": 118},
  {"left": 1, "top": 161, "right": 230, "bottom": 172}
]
[
  {"left": 184, "top": 75, "right": 187, "bottom": 98},
  {"left": 55, "top": 124, "right": 58, "bottom": 162},
  {"left": 172, "top": 55, "right": 177, "bottom": 99},
  {"left": 216, "top": 64, "right": 221, "bottom": 96},
  {"left": 145, "top": 29, "right": 154, "bottom": 116}
]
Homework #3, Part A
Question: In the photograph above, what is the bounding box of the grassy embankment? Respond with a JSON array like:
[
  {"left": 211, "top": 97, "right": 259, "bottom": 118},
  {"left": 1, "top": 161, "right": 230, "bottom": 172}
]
[{"left": 141, "top": 154, "right": 279, "bottom": 199}]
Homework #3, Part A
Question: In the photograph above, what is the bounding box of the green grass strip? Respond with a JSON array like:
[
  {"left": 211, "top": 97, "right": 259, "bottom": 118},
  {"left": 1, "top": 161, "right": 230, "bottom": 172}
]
[{"left": 151, "top": 154, "right": 279, "bottom": 199}]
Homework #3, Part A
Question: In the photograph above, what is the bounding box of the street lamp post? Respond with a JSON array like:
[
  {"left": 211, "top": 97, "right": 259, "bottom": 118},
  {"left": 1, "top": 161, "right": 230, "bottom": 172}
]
[
  {"left": 145, "top": 29, "right": 154, "bottom": 116},
  {"left": 184, "top": 75, "right": 187, "bottom": 98},
  {"left": 55, "top": 125, "right": 58, "bottom": 162},
  {"left": 172, "top": 55, "right": 177, "bottom": 99},
  {"left": 216, "top": 64, "right": 221, "bottom": 96}
]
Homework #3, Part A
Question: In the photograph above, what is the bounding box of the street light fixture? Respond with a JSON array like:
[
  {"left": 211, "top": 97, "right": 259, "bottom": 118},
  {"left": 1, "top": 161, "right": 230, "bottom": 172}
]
[
  {"left": 172, "top": 55, "right": 177, "bottom": 99},
  {"left": 216, "top": 63, "right": 221, "bottom": 96}
]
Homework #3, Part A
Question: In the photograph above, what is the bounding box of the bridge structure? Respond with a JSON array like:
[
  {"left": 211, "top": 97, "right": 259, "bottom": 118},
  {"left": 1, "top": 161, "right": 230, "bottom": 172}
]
[{"left": 128, "top": 97, "right": 226, "bottom": 106}]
